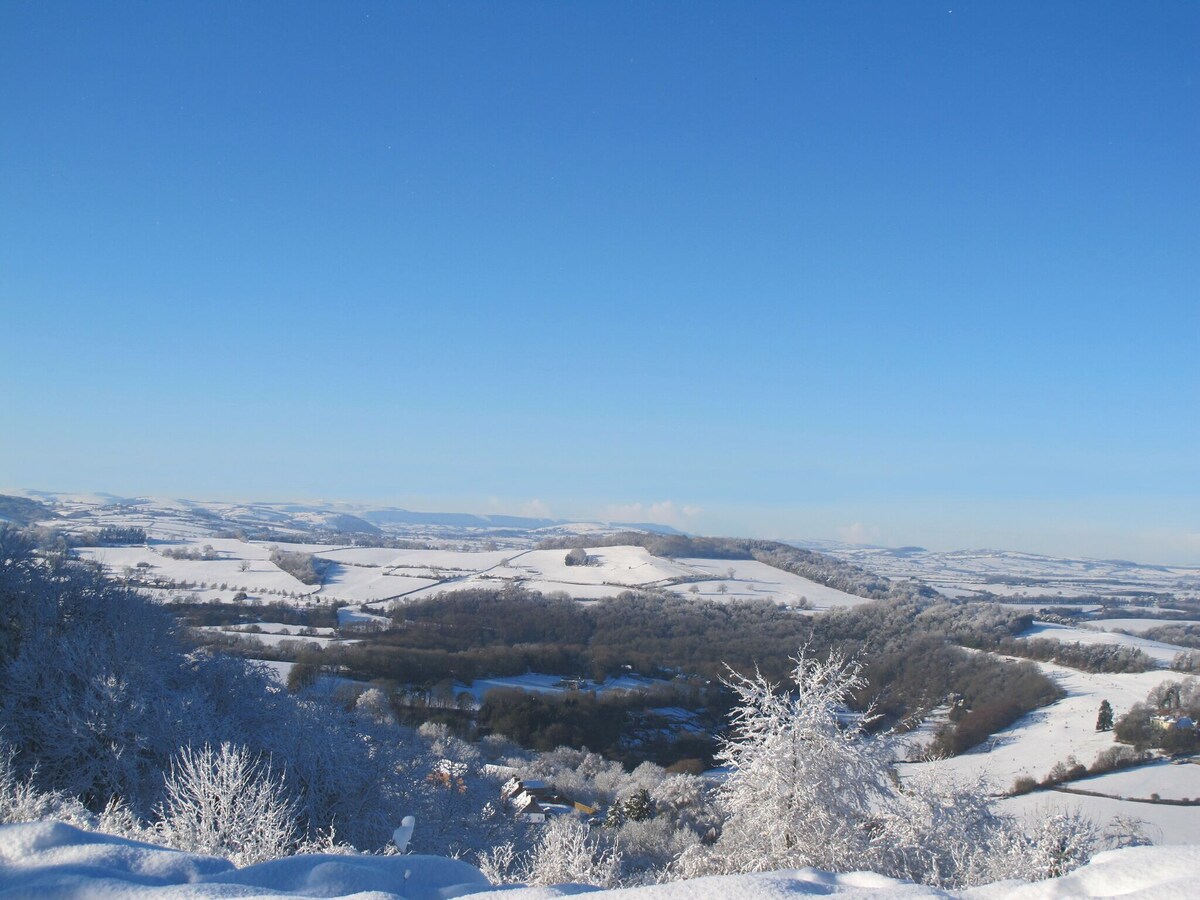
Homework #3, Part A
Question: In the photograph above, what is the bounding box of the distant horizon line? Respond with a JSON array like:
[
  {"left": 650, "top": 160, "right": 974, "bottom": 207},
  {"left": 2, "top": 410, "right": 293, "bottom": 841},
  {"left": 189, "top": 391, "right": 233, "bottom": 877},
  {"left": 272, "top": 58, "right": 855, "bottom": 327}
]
[{"left": 7, "top": 486, "right": 1199, "bottom": 571}]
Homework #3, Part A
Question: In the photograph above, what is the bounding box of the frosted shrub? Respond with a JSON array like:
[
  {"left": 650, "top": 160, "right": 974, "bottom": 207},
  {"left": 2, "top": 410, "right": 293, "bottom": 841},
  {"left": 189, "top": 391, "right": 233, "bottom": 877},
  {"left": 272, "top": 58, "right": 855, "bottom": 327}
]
[
  {"left": 521, "top": 816, "right": 622, "bottom": 888},
  {"left": 477, "top": 840, "right": 519, "bottom": 884},
  {"left": 0, "top": 743, "right": 53, "bottom": 824},
  {"left": 609, "top": 816, "right": 700, "bottom": 883},
  {"left": 1019, "top": 808, "right": 1101, "bottom": 881},
  {"left": 480, "top": 818, "right": 621, "bottom": 888},
  {"left": 0, "top": 740, "right": 149, "bottom": 841},
  {"left": 155, "top": 743, "right": 297, "bottom": 866},
  {"left": 870, "top": 769, "right": 1021, "bottom": 887},
  {"left": 649, "top": 773, "right": 715, "bottom": 832}
]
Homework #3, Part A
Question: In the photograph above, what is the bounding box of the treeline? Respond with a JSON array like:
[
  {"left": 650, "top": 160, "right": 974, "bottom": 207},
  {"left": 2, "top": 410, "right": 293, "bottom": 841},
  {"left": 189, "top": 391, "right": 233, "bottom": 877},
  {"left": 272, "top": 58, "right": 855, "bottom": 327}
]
[
  {"left": 52, "top": 525, "right": 148, "bottom": 546},
  {"left": 294, "top": 587, "right": 1060, "bottom": 753},
  {"left": 1142, "top": 623, "right": 1200, "bottom": 650},
  {"left": 536, "top": 532, "right": 938, "bottom": 602},
  {"left": 174, "top": 599, "right": 340, "bottom": 630},
  {"left": 214, "top": 528, "right": 434, "bottom": 551},
  {"left": 958, "top": 634, "right": 1157, "bottom": 674}
]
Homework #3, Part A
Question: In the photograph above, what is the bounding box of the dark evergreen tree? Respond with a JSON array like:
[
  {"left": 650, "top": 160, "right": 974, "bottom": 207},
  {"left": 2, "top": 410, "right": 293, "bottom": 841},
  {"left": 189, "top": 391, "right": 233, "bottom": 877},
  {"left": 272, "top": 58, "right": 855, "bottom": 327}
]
[
  {"left": 1096, "top": 699, "right": 1114, "bottom": 732},
  {"left": 621, "top": 787, "right": 653, "bottom": 822}
]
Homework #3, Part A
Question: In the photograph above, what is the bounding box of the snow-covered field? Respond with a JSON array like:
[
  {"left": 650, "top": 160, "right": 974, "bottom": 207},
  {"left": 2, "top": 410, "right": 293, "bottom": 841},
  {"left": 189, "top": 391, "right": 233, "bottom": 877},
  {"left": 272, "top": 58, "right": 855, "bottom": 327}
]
[
  {"left": 1068, "top": 758, "right": 1200, "bottom": 802},
  {"left": 1020, "top": 621, "right": 1189, "bottom": 667},
  {"left": 196, "top": 626, "right": 341, "bottom": 649},
  {"left": 76, "top": 542, "right": 315, "bottom": 596},
  {"left": 1, "top": 820, "right": 1196, "bottom": 898},
  {"left": 678, "top": 558, "right": 870, "bottom": 610},
  {"left": 70, "top": 535, "right": 872, "bottom": 611}
]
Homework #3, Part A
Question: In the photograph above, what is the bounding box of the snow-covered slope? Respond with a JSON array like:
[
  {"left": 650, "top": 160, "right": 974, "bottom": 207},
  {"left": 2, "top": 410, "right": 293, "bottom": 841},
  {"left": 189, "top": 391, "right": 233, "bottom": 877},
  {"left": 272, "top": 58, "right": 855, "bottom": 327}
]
[
  {"left": 1, "top": 820, "right": 1195, "bottom": 898},
  {"left": 903, "top": 662, "right": 1173, "bottom": 790},
  {"left": 69, "top": 537, "right": 872, "bottom": 610}
]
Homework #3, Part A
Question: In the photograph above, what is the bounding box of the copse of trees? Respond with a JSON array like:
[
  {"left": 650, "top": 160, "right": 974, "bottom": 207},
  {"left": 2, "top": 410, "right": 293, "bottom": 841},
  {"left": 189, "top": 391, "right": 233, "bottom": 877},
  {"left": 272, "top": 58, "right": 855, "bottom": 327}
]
[
  {"left": 479, "top": 688, "right": 628, "bottom": 753},
  {"left": 1171, "top": 650, "right": 1200, "bottom": 674},
  {"left": 269, "top": 547, "right": 322, "bottom": 585},
  {"left": 97, "top": 525, "right": 148, "bottom": 545}
]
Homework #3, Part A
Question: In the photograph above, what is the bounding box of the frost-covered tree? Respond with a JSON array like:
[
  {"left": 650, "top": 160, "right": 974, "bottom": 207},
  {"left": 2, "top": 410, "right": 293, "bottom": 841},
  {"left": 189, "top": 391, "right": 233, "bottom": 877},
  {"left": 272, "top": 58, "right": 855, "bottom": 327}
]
[
  {"left": 155, "top": 743, "right": 297, "bottom": 867},
  {"left": 690, "top": 649, "right": 891, "bottom": 875},
  {"left": 678, "top": 646, "right": 1103, "bottom": 889}
]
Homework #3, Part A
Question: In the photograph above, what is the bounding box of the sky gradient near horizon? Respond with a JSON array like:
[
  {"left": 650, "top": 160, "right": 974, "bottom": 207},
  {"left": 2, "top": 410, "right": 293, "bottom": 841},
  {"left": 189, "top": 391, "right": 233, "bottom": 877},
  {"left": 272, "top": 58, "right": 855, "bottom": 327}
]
[{"left": 2, "top": 2, "right": 1197, "bottom": 563}]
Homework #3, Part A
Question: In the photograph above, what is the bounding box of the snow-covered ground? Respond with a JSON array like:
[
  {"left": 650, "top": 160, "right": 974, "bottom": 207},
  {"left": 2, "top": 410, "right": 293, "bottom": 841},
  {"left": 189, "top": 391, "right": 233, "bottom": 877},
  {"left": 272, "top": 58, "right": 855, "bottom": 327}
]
[
  {"left": 2, "top": 820, "right": 1197, "bottom": 898},
  {"left": 677, "top": 559, "right": 871, "bottom": 610},
  {"left": 316, "top": 563, "right": 438, "bottom": 601},
  {"left": 76, "top": 542, "right": 315, "bottom": 596},
  {"left": 338, "top": 606, "right": 392, "bottom": 627},
  {"left": 902, "top": 661, "right": 1174, "bottom": 789},
  {"left": 1019, "top": 621, "right": 1188, "bottom": 667},
  {"left": 1067, "top": 758, "right": 1200, "bottom": 802}
]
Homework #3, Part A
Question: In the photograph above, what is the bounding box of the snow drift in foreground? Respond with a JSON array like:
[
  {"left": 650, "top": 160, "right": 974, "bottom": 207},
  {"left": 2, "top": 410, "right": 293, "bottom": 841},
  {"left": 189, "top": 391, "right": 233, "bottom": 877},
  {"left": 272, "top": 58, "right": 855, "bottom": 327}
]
[{"left": 1, "top": 821, "right": 1197, "bottom": 900}]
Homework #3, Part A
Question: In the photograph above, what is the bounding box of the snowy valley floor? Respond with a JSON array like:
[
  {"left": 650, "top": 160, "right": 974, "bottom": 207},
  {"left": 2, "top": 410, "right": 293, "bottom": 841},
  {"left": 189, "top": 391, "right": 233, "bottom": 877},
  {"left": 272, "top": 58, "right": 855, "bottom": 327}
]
[{"left": 1, "top": 821, "right": 1197, "bottom": 900}]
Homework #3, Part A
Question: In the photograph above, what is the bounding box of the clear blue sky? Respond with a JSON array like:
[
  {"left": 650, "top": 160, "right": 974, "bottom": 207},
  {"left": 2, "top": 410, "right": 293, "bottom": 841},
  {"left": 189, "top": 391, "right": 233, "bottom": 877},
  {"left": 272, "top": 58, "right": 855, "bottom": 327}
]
[{"left": 2, "top": 2, "right": 1197, "bottom": 562}]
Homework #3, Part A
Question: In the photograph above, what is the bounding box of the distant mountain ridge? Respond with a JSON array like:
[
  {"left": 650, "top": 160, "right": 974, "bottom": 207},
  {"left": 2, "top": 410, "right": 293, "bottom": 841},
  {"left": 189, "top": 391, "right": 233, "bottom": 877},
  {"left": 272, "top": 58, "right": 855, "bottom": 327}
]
[{"left": 2, "top": 490, "right": 684, "bottom": 542}]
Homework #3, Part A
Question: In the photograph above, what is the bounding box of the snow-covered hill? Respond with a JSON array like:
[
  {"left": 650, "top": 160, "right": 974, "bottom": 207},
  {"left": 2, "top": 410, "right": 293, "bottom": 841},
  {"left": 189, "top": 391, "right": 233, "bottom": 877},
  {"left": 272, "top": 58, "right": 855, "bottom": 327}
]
[
  {"left": 805, "top": 544, "right": 1200, "bottom": 606},
  {"left": 5, "top": 490, "right": 682, "bottom": 548}
]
